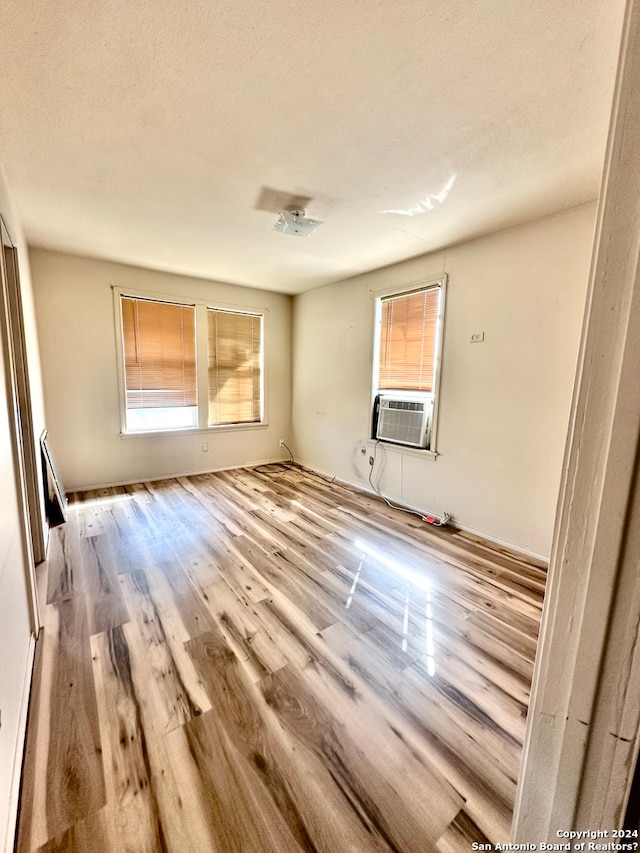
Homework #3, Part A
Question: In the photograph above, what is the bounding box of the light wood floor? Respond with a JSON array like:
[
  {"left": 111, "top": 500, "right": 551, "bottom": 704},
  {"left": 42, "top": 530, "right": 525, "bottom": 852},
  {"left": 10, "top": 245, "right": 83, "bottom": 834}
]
[{"left": 17, "top": 465, "right": 546, "bottom": 853}]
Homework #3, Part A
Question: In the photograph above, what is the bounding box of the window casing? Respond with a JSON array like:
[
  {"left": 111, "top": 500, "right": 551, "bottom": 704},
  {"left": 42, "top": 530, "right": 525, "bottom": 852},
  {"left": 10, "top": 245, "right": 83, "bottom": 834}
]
[
  {"left": 116, "top": 292, "right": 264, "bottom": 434},
  {"left": 372, "top": 277, "right": 446, "bottom": 452}
]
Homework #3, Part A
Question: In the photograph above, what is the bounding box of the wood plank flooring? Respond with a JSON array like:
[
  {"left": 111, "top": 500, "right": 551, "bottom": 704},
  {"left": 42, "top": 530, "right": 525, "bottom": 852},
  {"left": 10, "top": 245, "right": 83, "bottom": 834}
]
[{"left": 16, "top": 465, "right": 546, "bottom": 853}]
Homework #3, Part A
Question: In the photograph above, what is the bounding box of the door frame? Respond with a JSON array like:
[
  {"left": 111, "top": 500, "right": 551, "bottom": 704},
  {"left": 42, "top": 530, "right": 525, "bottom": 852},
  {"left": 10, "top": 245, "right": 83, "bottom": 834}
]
[
  {"left": 0, "top": 217, "right": 42, "bottom": 635},
  {"left": 513, "top": 0, "right": 640, "bottom": 835}
]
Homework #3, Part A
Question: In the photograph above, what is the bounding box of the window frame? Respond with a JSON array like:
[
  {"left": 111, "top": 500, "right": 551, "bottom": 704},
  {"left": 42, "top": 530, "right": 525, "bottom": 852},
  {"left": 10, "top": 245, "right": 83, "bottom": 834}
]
[
  {"left": 371, "top": 274, "right": 447, "bottom": 455},
  {"left": 113, "top": 286, "right": 267, "bottom": 436}
]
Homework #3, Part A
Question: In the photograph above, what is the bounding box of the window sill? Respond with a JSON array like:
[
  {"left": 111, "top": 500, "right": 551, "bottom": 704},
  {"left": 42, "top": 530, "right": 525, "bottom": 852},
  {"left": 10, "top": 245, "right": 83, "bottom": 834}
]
[
  {"left": 373, "top": 440, "right": 438, "bottom": 460},
  {"left": 120, "top": 422, "right": 269, "bottom": 438}
]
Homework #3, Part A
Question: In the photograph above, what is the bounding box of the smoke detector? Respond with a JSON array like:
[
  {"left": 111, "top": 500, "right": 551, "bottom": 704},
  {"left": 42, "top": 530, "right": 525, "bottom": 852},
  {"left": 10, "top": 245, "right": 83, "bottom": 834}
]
[{"left": 272, "top": 208, "right": 322, "bottom": 237}]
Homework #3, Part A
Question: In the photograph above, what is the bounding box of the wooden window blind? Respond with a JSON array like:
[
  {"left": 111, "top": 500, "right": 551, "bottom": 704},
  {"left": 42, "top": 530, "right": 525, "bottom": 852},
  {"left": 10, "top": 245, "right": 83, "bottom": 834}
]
[
  {"left": 207, "top": 309, "right": 262, "bottom": 425},
  {"left": 378, "top": 286, "right": 441, "bottom": 392},
  {"left": 121, "top": 296, "right": 197, "bottom": 409}
]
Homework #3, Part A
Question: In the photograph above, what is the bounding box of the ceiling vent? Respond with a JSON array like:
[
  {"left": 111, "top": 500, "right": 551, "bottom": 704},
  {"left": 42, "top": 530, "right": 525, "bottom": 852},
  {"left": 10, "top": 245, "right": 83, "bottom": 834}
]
[
  {"left": 272, "top": 208, "right": 322, "bottom": 237},
  {"left": 254, "top": 187, "right": 312, "bottom": 214}
]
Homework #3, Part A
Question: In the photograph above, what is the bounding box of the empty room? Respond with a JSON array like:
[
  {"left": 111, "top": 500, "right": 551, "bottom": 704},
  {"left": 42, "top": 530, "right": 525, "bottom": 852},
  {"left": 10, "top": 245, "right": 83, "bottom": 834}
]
[{"left": 1, "top": 1, "right": 639, "bottom": 851}]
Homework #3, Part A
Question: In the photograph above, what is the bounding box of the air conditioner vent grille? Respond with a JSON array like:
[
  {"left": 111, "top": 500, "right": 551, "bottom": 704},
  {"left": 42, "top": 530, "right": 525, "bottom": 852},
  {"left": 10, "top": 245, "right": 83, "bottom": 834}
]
[
  {"left": 387, "top": 400, "right": 424, "bottom": 412},
  {"left": 376, "top": 395, "right": 432, "bottom": 449}
]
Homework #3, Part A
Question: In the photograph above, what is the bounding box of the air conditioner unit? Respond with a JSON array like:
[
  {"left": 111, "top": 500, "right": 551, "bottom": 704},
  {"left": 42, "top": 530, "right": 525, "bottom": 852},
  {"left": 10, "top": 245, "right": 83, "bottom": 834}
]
[{"left": 376, "top": 395, "right": 432, "bottom": 449}]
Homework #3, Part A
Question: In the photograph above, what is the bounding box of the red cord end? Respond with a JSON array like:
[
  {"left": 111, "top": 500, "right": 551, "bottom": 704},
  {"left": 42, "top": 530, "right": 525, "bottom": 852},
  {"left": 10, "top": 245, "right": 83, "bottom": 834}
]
[{"left": 423, "top": 515, "right": 436, "bottom": 524}]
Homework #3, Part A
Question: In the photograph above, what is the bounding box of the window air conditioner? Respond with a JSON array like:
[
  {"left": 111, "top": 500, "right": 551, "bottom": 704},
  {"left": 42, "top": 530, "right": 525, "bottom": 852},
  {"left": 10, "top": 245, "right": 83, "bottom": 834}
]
[{"left": 376, "top": 395, "right": 432, "bottom": 449}]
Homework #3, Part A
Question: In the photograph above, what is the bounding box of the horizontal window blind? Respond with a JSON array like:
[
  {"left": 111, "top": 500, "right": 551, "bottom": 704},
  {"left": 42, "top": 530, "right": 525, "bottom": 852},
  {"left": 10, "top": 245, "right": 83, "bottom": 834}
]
[
  {"left": 378, "top": 286, "right": 441, "bottom": 392},
  {"left": 208, "top": 309, "right": 262, "bottom": 425},
  {"left": 121, "top": 296, "right": 197, "bottom": 409}
]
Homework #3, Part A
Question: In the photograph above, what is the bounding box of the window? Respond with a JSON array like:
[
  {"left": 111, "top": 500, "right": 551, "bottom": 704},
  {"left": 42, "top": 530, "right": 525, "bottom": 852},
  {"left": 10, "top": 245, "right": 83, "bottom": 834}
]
[
  {"left": 207, "top": 309, "right": 262, "bottom": 426},
  {"left": 373, "top": 278, "right": 445, "bottom": 451},
  {"left": 121, "top": 296, "right": 197, "bottom": 431},
  {"left": 118, "top": 293, "right": 264, "bottom": 433}
]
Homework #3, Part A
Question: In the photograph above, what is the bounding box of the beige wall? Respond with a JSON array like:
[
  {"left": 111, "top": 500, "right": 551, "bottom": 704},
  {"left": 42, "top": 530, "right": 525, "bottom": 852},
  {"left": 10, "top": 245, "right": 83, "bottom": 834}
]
[
  {"left": 30, "top": 205, "right": 595, "bottom": 556},
  {"left": 291, "top": 204, "right": 596, "bottom": 558},
  {"left": 30, "top": 249, "right": 293, "bottom": 490},
  {"left": 0, "top": 162, "right": 45, "bottom": 853}
]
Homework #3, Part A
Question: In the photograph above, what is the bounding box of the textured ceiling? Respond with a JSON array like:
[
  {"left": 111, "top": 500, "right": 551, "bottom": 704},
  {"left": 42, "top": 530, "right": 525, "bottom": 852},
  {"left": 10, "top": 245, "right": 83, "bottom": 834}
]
[{"left": 0, "top": 0, "right": 626, "bottom": 294}]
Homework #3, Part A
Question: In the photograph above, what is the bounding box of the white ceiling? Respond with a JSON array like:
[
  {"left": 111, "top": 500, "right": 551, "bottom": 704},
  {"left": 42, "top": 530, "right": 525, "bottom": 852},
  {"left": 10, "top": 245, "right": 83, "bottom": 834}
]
[{"left": 0, "top": 0, "right": 626, "bottom": 294}]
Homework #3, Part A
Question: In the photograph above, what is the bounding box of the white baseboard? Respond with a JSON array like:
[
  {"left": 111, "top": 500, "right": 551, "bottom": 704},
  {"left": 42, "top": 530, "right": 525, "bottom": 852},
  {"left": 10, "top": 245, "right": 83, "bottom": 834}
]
[
  {"left": 4, "top": 633, "right": 36, "bottom": 853},
  {"left": 70, "top": 457, "right": 548, "bottom": 565},
  {"left": 66, "top": 457, "right": 290, "bottom": 493},
  {"left": 295, "top": 458, "right": 549, "bottom": 565},
  {"left": 448, "top": 520, "right": 548, "bottom": 565}
]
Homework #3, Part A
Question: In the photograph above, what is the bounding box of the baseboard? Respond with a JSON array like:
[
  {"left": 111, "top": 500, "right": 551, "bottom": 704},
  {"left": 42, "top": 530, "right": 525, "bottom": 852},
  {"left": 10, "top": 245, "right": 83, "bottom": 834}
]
[
  {"left": 66, "top": 457, "right": 291, "bottom": 493},
  {"left": 69, "top": 457, "right": 548, "bottom": 565},
  {"left": 449, "top": 521, "right": 548, "bottom": 565},
  {"left": 295, "top": 458, "right": 549, "bottom": 565},
  {"left": 4, "top": 633, "right": 36, "bottom": 853}
]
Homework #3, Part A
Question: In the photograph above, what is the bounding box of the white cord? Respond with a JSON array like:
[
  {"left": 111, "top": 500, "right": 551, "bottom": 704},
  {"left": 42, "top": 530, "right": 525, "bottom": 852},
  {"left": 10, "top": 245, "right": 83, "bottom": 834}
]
[{"left": 368, "top": 439, "right": 451, "bottom": 526}]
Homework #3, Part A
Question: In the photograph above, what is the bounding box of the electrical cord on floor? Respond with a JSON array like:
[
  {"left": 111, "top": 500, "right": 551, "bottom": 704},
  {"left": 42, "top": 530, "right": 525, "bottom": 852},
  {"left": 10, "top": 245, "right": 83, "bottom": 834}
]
[
  {"left": 304, "top": 465, "right": 336, "bottom": 485},
  {"left": 254, "top": 441, "right": 336, "bottom": 484},
  {"left": 368, "top": 439, "right": 451, "bottom": 526},
  {"left": 253, "top": 441, "right": 296, "bottom": 474}
]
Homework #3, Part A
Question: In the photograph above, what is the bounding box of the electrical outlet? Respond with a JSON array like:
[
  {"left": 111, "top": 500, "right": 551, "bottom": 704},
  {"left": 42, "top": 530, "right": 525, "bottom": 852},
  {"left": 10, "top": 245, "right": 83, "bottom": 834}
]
[
  {"left": 360, "top": 445, "right": 366, "bottom": 455},
  {"left": 201, "top": 442, "right": 208, "bottom": 452},
  {"left": 369, "top": 456, "right": 374, "bottom": 466},
  {"left": 279, "top": 438, "right": 285, "bottom": 447},
  {"left": 470, "top": 332, "right": 485, "bottom": 343}
]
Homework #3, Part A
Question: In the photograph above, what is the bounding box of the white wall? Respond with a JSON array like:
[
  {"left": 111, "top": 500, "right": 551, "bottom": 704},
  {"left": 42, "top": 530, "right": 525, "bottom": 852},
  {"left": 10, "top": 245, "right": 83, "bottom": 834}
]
[
  {"left": 0, "top": 162, "right": 45, "bottom": 853},
  {"left": 292, "top": 204, "right": 596, "bottom": 558},
  {"left": 30, "top": 249, "right": 293, "bottom": 490}
]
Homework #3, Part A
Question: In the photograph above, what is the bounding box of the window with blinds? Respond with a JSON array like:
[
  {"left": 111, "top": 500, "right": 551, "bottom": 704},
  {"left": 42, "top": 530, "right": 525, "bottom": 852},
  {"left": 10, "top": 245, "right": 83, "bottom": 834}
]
[
  {"left": 207, "top": 309, "right": 262, "bottom": 426},
  {"left": 120, "top": 296, "right": 197, "bottom": 431},
  {"left": 373, "top": 280, "right": 445, "bottom": 452},
  {"left": 377, "top": 285, "right": 441, "bottom": 392}
]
